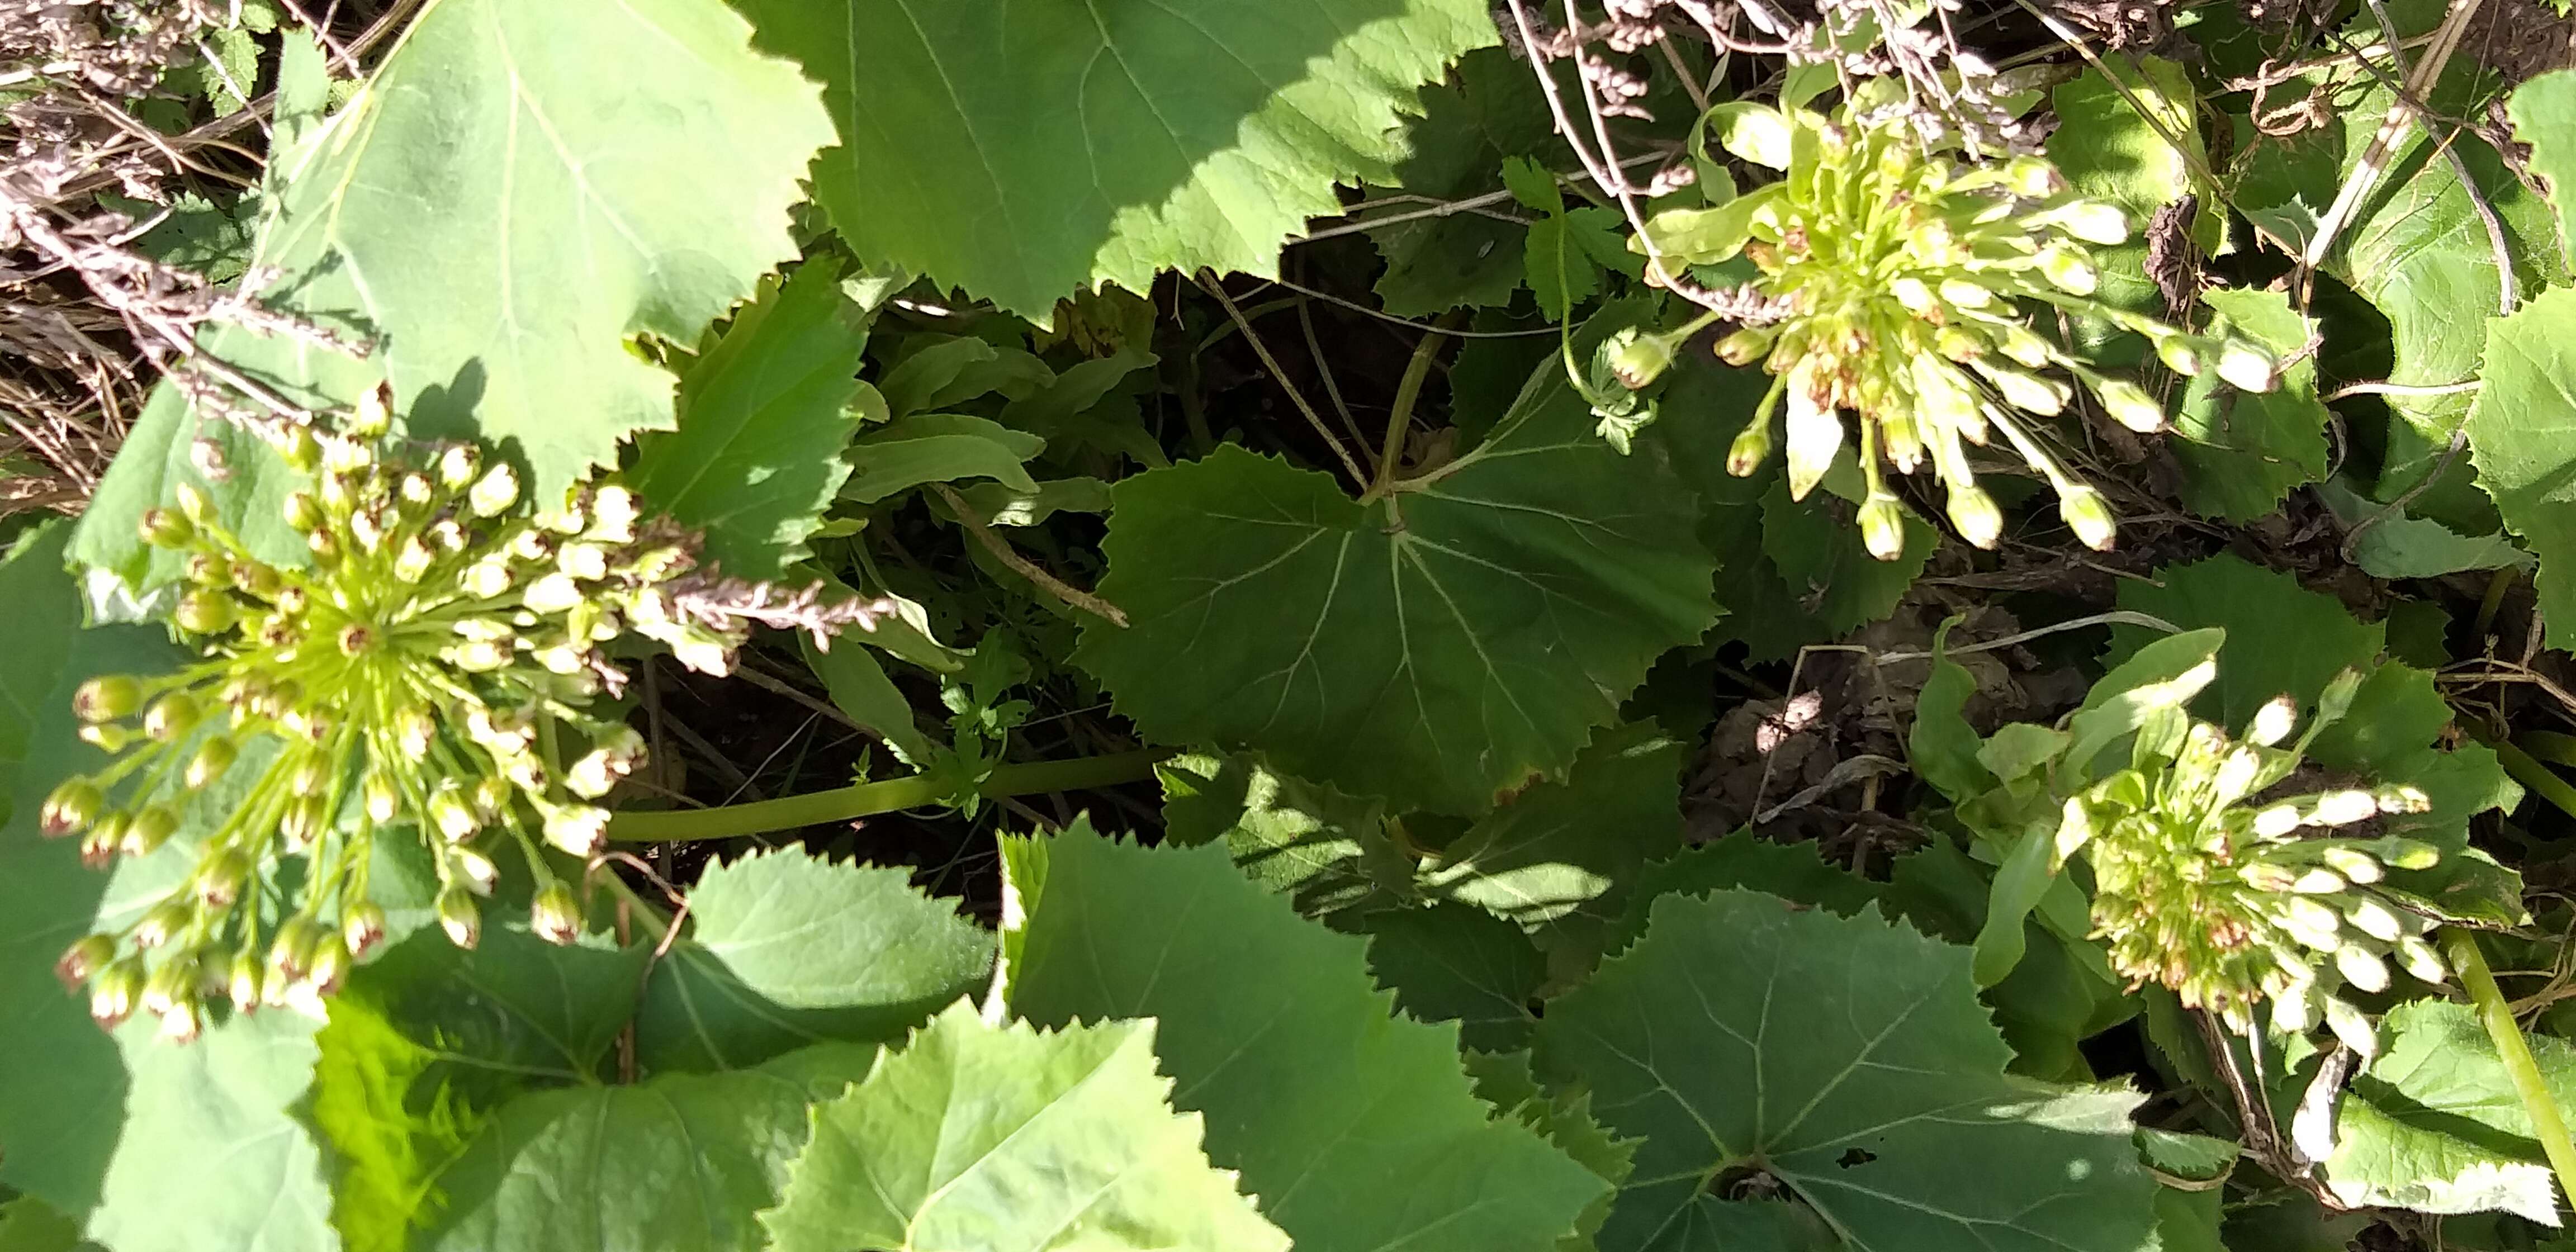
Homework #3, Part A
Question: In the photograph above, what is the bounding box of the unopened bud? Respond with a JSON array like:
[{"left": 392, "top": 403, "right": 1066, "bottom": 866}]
[
  {"left": 2336, "top": 945, "right": 2391, "bottom": 994},
  {"left": 2156, "top": 335, "right": 2204, "bottom": 376},
  {"left": 267, "top": 918, "right": 320, "bottom": 979},
  {"left": 1607, "top": 329, "right": 1677, "bottom": 390},
  {"left": 305, "top": 942, "right": 348, "bottom": 996},
  {"left": 145, "top": 691, "right": 201, "bottom": 742},
  {"left": 91, "top": 959, "right": 142, "bottom": 1028},
  {"left": 193, "top": 849, "right": 248, "bottom": 908},
  {"left": 184, "top": 737, "right": 237, "bottom": 791},
  {"left": 2036, "top": 246, "right": 2096, "bottom": 296},
  {"left": 451, "top": 846, "right": 500, "bottom": 895},
  {"left": 283, "top": 492, "right": 325, "bottom": 534},
  {"left": 2239, "top": 861, "right": 2299, "bottom": 893},
  {"left": 1727, "top": 422, "right": 1774, "bottom": 476},
  {"left": 2320, "top": 846, "right": 2383, "bottom": 884},
  {"left": 2058, "top": 486, "right": 2116, "bottom": 551},
  {"left": 343, "top": 903, "right": 388, "bottom": 958},
  {"left": 2375, "top": 785, "right": 2431, "bottom": 814},
  {"left": 428, "top": 786, "right": 479, "bottom": 842},
  {"left": 123, "top": 804, "right": 177, "bottom": 857},
  {"left": 174, "top": 590, "right": 235, "bottom": 635},
  {"left": 139, "top": 507, "right": 195, "bottom": 549},
  {"left": 1944, "top": 485, "right": 2002, "bottom": 548},
  {"left": 364, "top": 773, "right": 399, "bottom": 825},
  {"left": 55, "top": 933, "right": 115, "bottom": 992},
  {"left": 352, "top": 383, "right": 393, "bottom": 439},
  {"left": 531, "top": 883, "right": 583, "bottom": 946},
  {"left": 2094, "top": 378, "right": 2164, "bottom": 432},
  {"left": 1858, "top": 494, "right": 1908, "bottom": 561},
  {"left": 541, "top": 803, "right": 609, "bottom": 857},
  {"left": 2310, "top": 790, "right": 2379, "bottom": 827},
  {"left": 2395, "top": 935, "right": 2447, "bottom": 983},
  {"left": 75, "top": 675, "right": 142, "bottom": 723},
  {"left": 39, "top": 778, "right": 103, "bottom": 837},
  {"left": 2217, "top": 340, "right": 2277, "bottom": 392},
  {"left": 2247, "top": 695, "right": 2296, "bottom": 747},
  {"left": 469, "top": 464, "right": 520, "bottom": 518},
  {"left": 228, "top": 949, "right": 264, "bottom": 1013},
  {"left": 2376, "top": 838, "right": 2441, "bottom": 871},
  {"left": 2053, "top": 200, "right": 2129, "bottom": 245},
  {"left": 437, "top": 444, "right": 481, "bottom": 491},
  {"left": 524, "top": 572, "right": 583, "bottom": 614},
  {"left": 135, "top": 899, "right": 191, "bottom": 949},
  {"left": 2290, "top": 867, "right": 2348, "bottom": 894},
  {"left": 437, "top": 888, "right": 481, "bottom": 949}
]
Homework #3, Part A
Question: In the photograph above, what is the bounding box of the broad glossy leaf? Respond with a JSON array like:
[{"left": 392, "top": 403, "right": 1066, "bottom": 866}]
[
  {"left": 423, "top": 1044, "right": 875, "bottom": 1252},
  {"left": 764, "top": 1005, "right": 1284, "bottom": 1252},
  {"left": 2508, "top": 70, "right": 2576, "bottom": 269},
  {"left": 633, "top": 261, "right": 872, "bottom": 581},
  {"left": 738, "top": 0, "right": 1495, "bottom": 319},
  {"left": 1156, "top": 751, "right": 1407, "bottom": 916},
  {"left": 632, "top": 847, "right": 993, "bottom": 1074},
  {"left": 1078, "top": 360, "right": 1716, "bottom": 814},
  {"left": 2465, "top": 287, "right": 2576, "bottom": 649},
  {"left": 1536, "top": 890, "right": 2157, "bottom": 1250},
  {"left": 1002, "top": 821, "right": 1609, "bottom": 1252},
  {"left": 1608, "top": 833, "right": 1879, "bottom": 960},
  {"left": 2321, "top": 999, "right": 2576, "bottom": 1221},
  {"left": 1418, "top": 723, "right": 1683, "bottom": 933},
  {"left": 2168, "top": 289, "right": 2329, "bottom": 520}
]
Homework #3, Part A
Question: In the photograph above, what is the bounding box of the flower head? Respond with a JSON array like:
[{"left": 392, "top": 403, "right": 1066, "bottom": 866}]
[
  {"left": 2056, "top": 668, "right": 2444, "bottom": 1052},
  {"left": 40, "top": 419, "right": 749, "bottom": 1038},
  {"left": 1644, "top": 90, "right": 2277, "bottom": 555}
]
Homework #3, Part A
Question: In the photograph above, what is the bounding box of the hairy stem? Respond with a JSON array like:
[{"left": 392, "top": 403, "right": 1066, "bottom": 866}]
[
  {"left": 2446, "top": 929, "right": 2576, "bottom": 1210},
  {"left": 605, "top": 748, "right": 1172, "bottom": 842}
]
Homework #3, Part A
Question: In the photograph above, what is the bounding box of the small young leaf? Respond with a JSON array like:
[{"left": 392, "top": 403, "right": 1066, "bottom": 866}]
[
  {"left": 839, "top": 414, "right": 1044, "bottom": 504},
  {"left": 799, "top": 638, "right": 935, "bottom": 763}
]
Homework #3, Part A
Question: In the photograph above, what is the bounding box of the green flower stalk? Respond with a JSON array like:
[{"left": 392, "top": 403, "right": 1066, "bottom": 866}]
[
  {"left": 1632, "top": 87, "right": 2278, "bottom": 557},
  {"left": 41, "top": 402, "right": 747, "bottom": 1041},
  {"left": 2056, "top": 668, "right": 2445, "bottom": 1052}
]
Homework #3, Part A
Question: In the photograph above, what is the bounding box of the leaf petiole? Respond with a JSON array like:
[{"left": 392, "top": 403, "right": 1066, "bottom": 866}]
[
  {"left": 2445, "top": 929, "right": 2576, "bottom": 1213},
  {"left": 604, "top": 748, "right": 1172, "bottom": 842}
]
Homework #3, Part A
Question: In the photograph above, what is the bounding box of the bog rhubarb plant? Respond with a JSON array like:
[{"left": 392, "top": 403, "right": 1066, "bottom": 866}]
[
  {"left": 1625, "top": 87, "right": 2279, "bottom": 557},
  {"left": 41, "top": 399, "right": 744, "bottom": 1039}
]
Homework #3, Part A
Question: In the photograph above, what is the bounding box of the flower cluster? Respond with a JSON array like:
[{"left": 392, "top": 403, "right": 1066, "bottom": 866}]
[
  {"left": 1621, "top": 89, "right": 2278, "bottom": 557},
  {"left": 2058, "top": 669, "right": 2446, "bottom": 1051},
  {"left": 40, "top": 401, "right": 746, "bottom": 1041}
]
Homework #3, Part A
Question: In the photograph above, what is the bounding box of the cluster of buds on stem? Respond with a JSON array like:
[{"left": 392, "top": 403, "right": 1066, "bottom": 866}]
[
  {"left": 2057, "top": 667, "right": 2446, "bottom": 1053},
  {"left": 40, "top": 392, "right": 748, "bottom": 1041},
  {"left": 1620, "top": 84, "right": 2279, "bottom": 558}
]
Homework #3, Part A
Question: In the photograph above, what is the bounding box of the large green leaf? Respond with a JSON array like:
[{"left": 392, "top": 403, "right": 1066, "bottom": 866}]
[
  {"left": 1367, "top": 49, "right": 1554, "bottom": 316},
  {"left": 1536, "top": 890, "right": 2157, "bottom": 1250},
  {"left": 2231, "top": 4, "right": 2563, "bottom": 515},
  {"left": 2107, "top": 555, "right": 2380, "bottom": 728},
  {"left": 1362, "top": 904, "right": 1546, "bottom": 1051},
  {"left": 734, "top": 0, "right": 1494, "bottom": 319},
  {"left": 1156, "top": 751, "right": 1408, "bottom": 916},
  {"left": 763, "top": 1005, "right": 1287, "bottom": 1252},
  {"left": 83, "top": 1016, "right": 337, "bottom": 1252},
  {"left": 2465, "top": 287, "right": 2576, "bottom": 650},
  {"left": 632, "top": 260, "right": 871, "bottom": 581},
  {"left": 0, "top": 525, "right": 78, "bottom": 826},
  {"left": 1077, "top": 359, "right": 1717, "bottom": 814},
  {"left": 631, "top": 847, "right": 994, "bottom": 1073},
  {"left": 2508, "top": 70, "right": 2576, "bottom": 270},
  {"left": 2319, "top": 999, "right": 2576, "bottom": 1221},
  {"left": 1001, "top": 822, "right": 1609, "bottom": 1252},
  {"left": 2167, "top": 289, "right": 2329, "bottom": 520},
  {"left": 2043, "top": 55, "right": 2214, "bottom": 343},
  {"left": 1417, "top": 722, "right": 1683, "bottom": 937},
  {"left": 415, "top": 1044, "right": 873, "bottom": 1252}
]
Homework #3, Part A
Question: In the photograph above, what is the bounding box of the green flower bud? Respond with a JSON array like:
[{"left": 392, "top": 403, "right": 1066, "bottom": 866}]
[
  {"left": 2289, "top": 867, "right": 2347, "bottom": 895},
  {"left": 2156, "top": 335, "right": 2204, "bottom": 376},
  {"left": 351, "top": 385, "right": 394, "bottom": 439},
  {"left": 437, "top": 888, "right": 482, "bottom": 950},
  {"left": 139, "top": 507, "right": 195, "bottom": 549},
  {"left": 228, "top": 949, "right": 264, "bottom": 1013},
  {"left": 2335, "top": 945, "right": 2391, "bottom": 994},
  {"left": 283, "top": 491, "right": 325, "bottom": 534},
  {"left": 40, "top": 777, "right": 104, "bottom": 837},
  {"left": 306, "top": 942, "right": 349, "bottom": 996},
  {"left": 2395, "top": 935, "right": 2447, "bottom": 984},
  {"left": 2058, "top": 486, "right": 2117, "bottom": 552},
  {"left": 184, "top": 737, "right": 237, "bottom": 791},
  {"left": 469, "top": 464, "right": 520, "bottom": 518},
  {"left": 91, "top": 958, "right": 143, "bottom": 1028},
  {"left": 451, "top": 846, "right": 500, "bottom": 895},
  {"left": 2035, "top": 245, "right": 2096, "bottom": 296},
  {"left": 1605, "top": 328, "right": 1678, "bottom": 390},
  {"left": 343, "top": 903, "right": 389, "bottom": 958},
  {"left": 174, "top": 589, "right": 236, "bottom": 635},
  {"left": 531, "top": 883, "right": 584, "bottom": 946},
  {"left": 2239, "top": 861, "right": 2299, "bottom": 893},
  {"left": 274, "top": 425, "right": 321, "bottom": 474},
  {"left": 524, "top": 572, "right": 583, "bottom": 614},
  {"left": 1857, "top": 493, "right": 1909, "bottom": 561},
  {"left": 158, "top": 1000, "right": 202, "bottom": 1044},
  {"left": 2217, "top": 340, "right": 2277, "bottom": 392},
  {"left": 123, "top": 804, "right": 178, "bottom": 857},
  {"left": 2245, "top": 695, "right": 2296, "bottom": 747},
  {"left": 2343, "top": 897, "right": 2403, "bottom": 943},
  {"left": 144, "top": 691, "right": 201, "bottom": 742},
  {"left": 1945, "top": 485, "right": 2003, "bottom": 549},
  {"left": 79, "top": 723, "right": 133, "bottom": 752},
  {"left": 2092, "top": 377, "right": 2164, "bottom": 433},
  {"left": 541, "top": 803, "right": 609, "bottom": 857},
  {"left": 2319, "top": 846, "right": 2383, "bottom": 884},
  {"left": 135, "top": 899, "right": 192, "bottom": 949},
  {"left": 1726, "top": 420, "right": 1774, "bottom": 477},
  {"left": 55, "top": 933, "right": 115, "bottom": 992},
  {"left": 266, "top": 917, "right": 322, "bottom": 980},
  {"left": 438, "top": 444, "right": 482, "bottom": 491},
  {"left": 2052, "top": 200, "right": 2129, "bottom": 245},
  {"left": 2375, "top": 785, "right": 2431, "bottom": 814},
  {"left": 194, "top": 849, "right": 250, "bottom": 908},
  {"left": 2376, "top": 838, "right": 2441, "bottom": 871},
  {"left": 75, "top": 675, "right": 143, "bottom": 723}
]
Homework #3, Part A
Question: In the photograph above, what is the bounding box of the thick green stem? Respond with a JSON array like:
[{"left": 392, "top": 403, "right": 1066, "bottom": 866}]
[
  {"left": 2446, "top": 929, "right": 2576, "bottom": 1211},
  {"left": 2498, "top": 739, "right": 2576, "bottom": 822},
  {"left": 604, "top": 749, "right": 1171, "bottom": 843}
]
